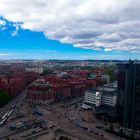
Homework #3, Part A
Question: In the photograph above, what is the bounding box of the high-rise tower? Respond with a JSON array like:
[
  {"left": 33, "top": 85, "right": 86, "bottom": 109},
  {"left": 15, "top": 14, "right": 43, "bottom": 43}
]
[{"left": 117, "top": 60, "right": 140, "bottom": 130}]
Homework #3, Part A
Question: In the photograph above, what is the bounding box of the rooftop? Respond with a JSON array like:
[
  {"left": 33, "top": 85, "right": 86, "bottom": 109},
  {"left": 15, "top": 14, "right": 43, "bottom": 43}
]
[{"left": 85, "top": 82, "right": 117, "bottom": 95}]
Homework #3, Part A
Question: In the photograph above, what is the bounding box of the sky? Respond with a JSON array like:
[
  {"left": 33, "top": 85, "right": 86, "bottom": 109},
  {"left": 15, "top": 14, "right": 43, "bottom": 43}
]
[{"left": 0, "top": 0, "right": 140, "bottom": 60}]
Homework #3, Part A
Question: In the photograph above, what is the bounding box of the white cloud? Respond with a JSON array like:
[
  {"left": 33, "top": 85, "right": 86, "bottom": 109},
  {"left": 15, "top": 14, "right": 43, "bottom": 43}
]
[
  {"left": 0, "top": 19, "right": 6, "bottom": 27},
  {"left": 1, "top": 27, "right": 6, "bottom": 31},
  {"left": 0, "top": 0, "right": 140, "bottom": 52},
  {"left": 0, "top": 53, "right": 9, "bottom": 56},
  {"left": 11, "top": 23, "right": 20, "bottom": 36}
]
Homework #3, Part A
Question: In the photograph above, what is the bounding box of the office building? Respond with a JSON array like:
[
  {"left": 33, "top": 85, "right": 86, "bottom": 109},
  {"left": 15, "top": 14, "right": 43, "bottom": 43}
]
[
  {"left": 25, "top": 67, "right": 43, "bottom": 74},
  {"left": 117, "top": 60, "right": 140, "bottom": 130},
  {"left": 84, "top": 82, "right": 117, "bottom": 107}
]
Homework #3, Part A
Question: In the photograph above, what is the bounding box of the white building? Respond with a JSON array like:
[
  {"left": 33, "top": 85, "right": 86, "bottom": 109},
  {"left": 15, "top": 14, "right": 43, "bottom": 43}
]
[
  {"left": 84, "top": 82, "right": 117, "bottom": 107},
  {"left": 25, "top": 67, "right": 43, "bottom": 74}
]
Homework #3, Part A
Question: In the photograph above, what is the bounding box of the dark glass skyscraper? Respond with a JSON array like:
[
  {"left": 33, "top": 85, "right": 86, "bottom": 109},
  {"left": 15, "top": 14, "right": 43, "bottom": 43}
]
[{"left": 117, "top": 60, "right": 140, "bottom": 130}]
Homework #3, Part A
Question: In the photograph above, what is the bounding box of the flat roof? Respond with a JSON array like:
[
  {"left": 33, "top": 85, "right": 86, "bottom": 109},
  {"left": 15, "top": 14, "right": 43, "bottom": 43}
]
[{"left": 86, "top": 87, "right": 117, "bottom": 93}]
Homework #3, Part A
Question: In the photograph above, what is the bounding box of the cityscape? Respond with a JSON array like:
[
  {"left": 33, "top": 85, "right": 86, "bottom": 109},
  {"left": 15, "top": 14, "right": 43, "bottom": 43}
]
[{"left": 0, "top": 1, "right": 140, "bottom": 140}]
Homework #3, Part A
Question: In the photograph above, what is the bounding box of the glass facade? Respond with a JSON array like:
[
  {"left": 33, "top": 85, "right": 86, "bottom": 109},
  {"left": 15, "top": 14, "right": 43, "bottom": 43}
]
[{"left": 117, "top": 61, "right": 140, "bottom": 130}]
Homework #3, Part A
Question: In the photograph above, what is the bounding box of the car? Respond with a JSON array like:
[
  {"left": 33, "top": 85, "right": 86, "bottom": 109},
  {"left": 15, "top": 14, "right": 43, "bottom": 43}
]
[
  {"left": 72, "top": 130, "right": 77, "bottom": 133},
  {"left": 9, "top": 138, "right": 15, "bottom": 140},
  {"left": 94, "top": 132, "right": 99, "bottom": 135},
  {"left": 20, "top": 134, "right": 25, "bottom": 137},
  {"left": 82, "top": 126, "right": 88, "bottom": 130},
  {"left": 90, "top": 130, "right": 94, "bottom": 133},
  {"left": 49, "top": 125, "right": 56, "bottom": 129},
  {"left": 11, "top": 105, "right": 16, "bottom": 109},
  {"left": 100, "top": 134, "right": 104, "bottom": 137},
  {"left": 32, "top": 130, "right": 36, "bottom": 134}
]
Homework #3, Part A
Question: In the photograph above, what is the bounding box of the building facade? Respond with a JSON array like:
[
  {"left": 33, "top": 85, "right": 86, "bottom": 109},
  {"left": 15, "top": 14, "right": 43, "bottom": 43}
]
[
  {"left": 25, "top": 67, "right": 43, "bottom": 74},
  {"left": 117, "top": 60, "right": 140, "bottom": 130},
  {"left": 84, "top": 82, "right": 117, "bottom": 107},
  {"left": 0, "top": 72, "right": 39, "bottom": 99}
]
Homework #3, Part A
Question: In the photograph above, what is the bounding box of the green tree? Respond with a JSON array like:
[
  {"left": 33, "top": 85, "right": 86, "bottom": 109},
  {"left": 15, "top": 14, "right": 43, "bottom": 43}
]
[
  {"left": 41, "top": 69, "right": 52, "bottom": 75},
  {"left": 109, "top": 124, "right": 114, "bottom": 132},
  {"left": 129, "top": 131, "right": 135, "bottom": 140},
  {"left": 0, "top": 91, "right": 9, "bottom": 107},
  {"left": 106, "top": 67, "right": 115, "bottom": 82},
  {"left": 55, "top": 92, "right": 63, "bottom": 101},
  {"left": 119, "top": 128, "right": 124, "bottom": 136}
]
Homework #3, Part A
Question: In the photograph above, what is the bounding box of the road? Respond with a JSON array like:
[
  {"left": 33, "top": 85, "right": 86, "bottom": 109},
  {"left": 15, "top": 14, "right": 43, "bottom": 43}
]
[
  {"left": 46, "top": 104, "right": 125, "bottom": 140},
  {"left": 0, "top": 93, "right": 125, "bottom": 140},
  {"left": 0, "top": 90, "right": 26, "bottom": 116},
  {"left": 47, "top": 107, "right": 104, "bottom": 140}
]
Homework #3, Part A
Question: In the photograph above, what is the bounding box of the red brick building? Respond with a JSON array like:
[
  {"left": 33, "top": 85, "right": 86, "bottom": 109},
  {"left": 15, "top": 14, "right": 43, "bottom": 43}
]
[
  {"left": 27, "top": 79, "right": 55, "bottom": 104},
  {"left": 26, "top": 74, "right": 97, "bottom": 104},
  {"left": 0, "top": 72, "right": 39, "bottom": 99}
]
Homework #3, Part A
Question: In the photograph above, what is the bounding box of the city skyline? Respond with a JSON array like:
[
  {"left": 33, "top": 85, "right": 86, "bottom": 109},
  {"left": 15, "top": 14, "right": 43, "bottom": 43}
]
[{"left": 0, "top": 0, "right": 140, "bottom": 60}]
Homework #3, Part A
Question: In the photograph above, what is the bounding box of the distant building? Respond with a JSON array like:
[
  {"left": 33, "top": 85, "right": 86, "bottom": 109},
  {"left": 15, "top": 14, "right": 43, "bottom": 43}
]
[
  {"left": 67, "top": 70, "right": 89, "bottom": 79},
  {"left": 117, "top": 60, "right": 140, "bottom": 130},
  {"left": 100, "top": 75, "right": 110, "bottom": 84},
  {"left": 57, "top": 72, "right": 71, "bottom": 78},
  {"left": 25, "top": 67, "right": 43, "bottom": 74}
]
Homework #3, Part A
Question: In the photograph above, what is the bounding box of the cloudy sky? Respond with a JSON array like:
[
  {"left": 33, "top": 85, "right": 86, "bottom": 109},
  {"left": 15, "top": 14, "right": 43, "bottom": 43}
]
[{"left": 0, "top": 0, "right": 140, "bottom": 60}]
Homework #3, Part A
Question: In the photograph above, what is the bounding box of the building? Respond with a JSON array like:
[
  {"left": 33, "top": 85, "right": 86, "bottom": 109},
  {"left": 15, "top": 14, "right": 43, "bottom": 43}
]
[
  {"left": 27, "top": 79, "right": 54, "bottom": 104},
  {"left": 83, "top": 82, "right": 118, "bottom": 120},
  {"left": 25, "top": 67, "right": 43, "bottom": 74},
  {"left": 51, "top": 84, "right": 71, "bottom": 101},
  {"left": 26, "top": 74, "right": 97, "bottom": 104},
  {"left": 84, "top": 82, "right": 117, "bottom": 107},
  {"left": 117, "top": 60, "right": 140, "bottom": 130},
  {"left": 0, "top": 72, "right": 39, "bottom": 99},
  {"left": 27, "top": 79, "right": 72, "bottom": 104},
  {"left": 67, "top": 70, "right": 89, "bottom": 79},
  {"left": 100, "top": 75, "right": 110, "bottom": 84}
]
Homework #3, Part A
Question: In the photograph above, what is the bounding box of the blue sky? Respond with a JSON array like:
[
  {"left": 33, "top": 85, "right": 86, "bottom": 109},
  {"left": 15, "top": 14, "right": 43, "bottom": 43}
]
[
  {"left": 0, "top": 0, "right": 140, "bottom": 60},
  {"left": 0, "top": 19, "right": 139, "bottom": 60}
]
